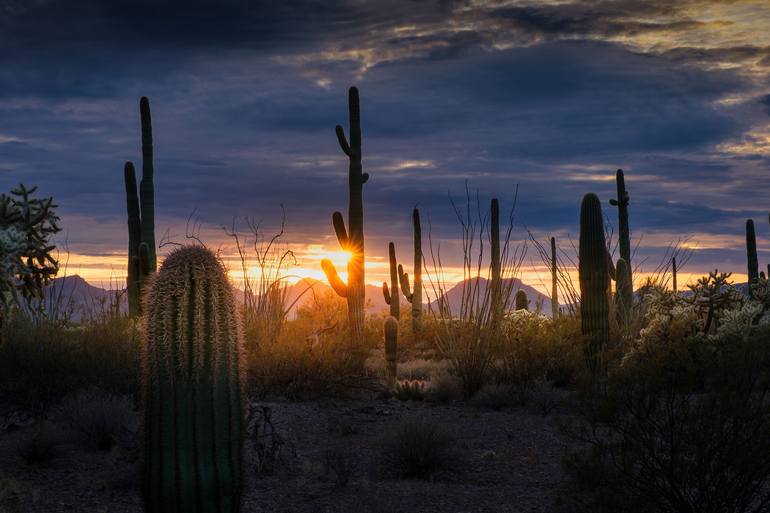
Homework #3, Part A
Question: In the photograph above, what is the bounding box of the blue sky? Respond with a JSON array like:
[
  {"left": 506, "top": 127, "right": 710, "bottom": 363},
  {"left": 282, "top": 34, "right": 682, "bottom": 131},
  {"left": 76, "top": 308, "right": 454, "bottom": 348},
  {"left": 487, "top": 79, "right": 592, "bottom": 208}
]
[{"left": 1, "top": 0, "right": 769, "bottom": 288}]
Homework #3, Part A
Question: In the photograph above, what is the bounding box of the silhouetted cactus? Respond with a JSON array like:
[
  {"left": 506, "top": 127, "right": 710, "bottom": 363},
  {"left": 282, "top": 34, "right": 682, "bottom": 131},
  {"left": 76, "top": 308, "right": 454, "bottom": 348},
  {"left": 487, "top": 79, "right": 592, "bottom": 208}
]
[
  {"left": 551, "top": 236, "right": 558, "bottom": 319},
  {"left": 124, "top": 97, "right": 157, "bottom": 317},
  {"left": 321, "top": 87, "right": 367, "bottom": 345},
  {"left": 382, "top": 242, "right": 400, "bottom": 319},
  {"left": 672, "top": 256, "right": 678, "bottom": 292},
  {"left": 746, "top": 219, "right": 759, "bottom": 285},
  {"left": 609, "top": 169, "right": 631, "bottom": 285},
  {"left": 398, "top": 208, "right": 423, "bottom": 333},
  {"left": 514, "top": 289, "right": 528, "bottom": 311},
  {"left": 142, "top": 246, "right": 243, "bottom": 513},
  {"left": 490, "top": 199, "right": 501, "bottom": 319},
  {"left": 579, "top": 193, "right": 610, "bottom": 373},
  {"left": 615, "top": 258, "right": 633, "bottom": 321},
  {"left": 384, "top": 316, "right": 398, "bottom": 390}
]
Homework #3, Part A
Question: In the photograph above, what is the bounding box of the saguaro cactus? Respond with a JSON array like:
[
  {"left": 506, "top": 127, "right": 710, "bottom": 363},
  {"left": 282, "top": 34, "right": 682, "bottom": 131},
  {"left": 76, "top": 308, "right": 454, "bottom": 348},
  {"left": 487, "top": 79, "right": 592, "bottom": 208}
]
[
  {"left": 142, "top": 246, "right": 243, "bottom": 513},
  {"left": 124, "top": 96, "right": 157, "bottom": 316},
  {"left": 551, "top": 237, "right": 558, "bottom": 319},
  {"left": 746, "top": 219, "right": 759, "bottom": 285},
  {"left": 321, "top": 87, "right": 367, "bottom": 345},
  {"left": 384, "top": 315, "right": 398, "bottom": 390},
  {"left": 672, "top": 256, "right": 678, "bottom": 292},
  {"left": 609, "top": 169, "right": 631, "bottom": 285},
  {"left": 579, "top": 193, "right": 610, "bottom": 372},
  {"left": 615, "top": 258, "right": 633, "bottom": 321},
  {"left": 382, "top": 242, "right": 400, "bottom": 319},
  {"left": 515, "top": 289, "right": 528, "bottom": 311},
  {"left": 398, "top": 208, "right": 423, "bottom": 333}
]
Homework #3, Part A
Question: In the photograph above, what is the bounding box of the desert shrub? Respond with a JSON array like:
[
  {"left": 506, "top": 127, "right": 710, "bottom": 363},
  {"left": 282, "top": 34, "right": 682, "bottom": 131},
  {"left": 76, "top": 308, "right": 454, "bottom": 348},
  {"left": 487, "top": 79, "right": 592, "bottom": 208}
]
[
  {"left": 393, "top": 379, "right": 427, "bottom": 401},
  {"left": 246, "top": 404, "right": 294, "bottom": 475},
  {"left": 246, "top": 289, "right": 379, "bottom": 398},
  {"left": 425, "top": 367, "right": 463, "bottom": 403},
  {"left": 56, "top": 386, "right": 135, "bottom": 451},
  {"left": 381, "top": 416, "right": 456, "bottom": 479},
  {"left": 563, "top": 321, "right": 770, "bottom": 513},
  {"left": 17, "top": 422, "right": 61, "bottom": 465}
]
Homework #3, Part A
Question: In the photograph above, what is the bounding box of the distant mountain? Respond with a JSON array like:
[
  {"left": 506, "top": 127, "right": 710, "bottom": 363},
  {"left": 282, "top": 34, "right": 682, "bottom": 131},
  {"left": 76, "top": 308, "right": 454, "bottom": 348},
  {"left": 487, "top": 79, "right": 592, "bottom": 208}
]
[
  {"left": 40, "top": 275, "right": 126, "bottom": 320},
  {"left": 429, "top": 277, "right": 555, "bottom": 317}
]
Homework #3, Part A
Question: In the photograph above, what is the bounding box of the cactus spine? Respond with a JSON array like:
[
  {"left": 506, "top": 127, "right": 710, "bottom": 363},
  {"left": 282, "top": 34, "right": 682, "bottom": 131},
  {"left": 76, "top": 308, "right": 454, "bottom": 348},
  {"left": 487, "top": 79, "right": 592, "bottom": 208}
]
[
  {"left": 579, "top": 193, "right": 610, "bottom": 373},
  {"left": 398, "top": 208, "right": 423, "bottom": 333},
  {"left": 124, "top": 97, "right": 157, "bottom": 316},
  {"left": 615, "top": 258, "right": 633, "bottom": 321},
  {"left": 321, "top": 87, "right": 367, "bottom": 345},
  {"left": 382, "top": 242, "right": 400, "bottom": 319},
  {"left": 515, "top": 289, "right": 528, "bottom": 311},
  {"left": 384, "top": 316, "right": 398, "bottom": 390},
  {"left": 609, "top": 169, "right": 631, "bottom": 285},
  {"left": 551, "top": 237, "right": 558, "bottom": 319},
  {"left": 142, "top": 246, "right": 243, "bottom": 513},
  {"left": 746, "top": 219, "right": 759, "bottom": 284},
  {"left": 490, "top": 198, "right": 502, "bottom": 321}
]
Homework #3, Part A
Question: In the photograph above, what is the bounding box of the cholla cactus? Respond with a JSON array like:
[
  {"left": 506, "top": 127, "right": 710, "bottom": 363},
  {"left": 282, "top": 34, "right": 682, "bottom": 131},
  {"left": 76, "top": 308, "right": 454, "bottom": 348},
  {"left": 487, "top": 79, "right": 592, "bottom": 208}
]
[
  {"left": 0, "top": 184, "right": 61, "bottom": 316},
  {"left": 142, "top": 245, "right": 243, "bottom": 513}
]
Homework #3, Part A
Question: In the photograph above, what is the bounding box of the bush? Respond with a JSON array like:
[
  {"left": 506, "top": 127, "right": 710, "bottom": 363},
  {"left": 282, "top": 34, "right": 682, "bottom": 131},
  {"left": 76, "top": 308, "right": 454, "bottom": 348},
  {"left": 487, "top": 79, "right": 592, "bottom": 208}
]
[
  {"left": 56, "top": 387, "right": 135, "bottom": 451},
  {"left": 17, "top": 422, "right": 61, "bottom": 465},
  {"left": 381, "top": 416, "right": 456, "bottom": 479},
  {"left": 563, "top": 324, "right": 770, "bottom": 513}
]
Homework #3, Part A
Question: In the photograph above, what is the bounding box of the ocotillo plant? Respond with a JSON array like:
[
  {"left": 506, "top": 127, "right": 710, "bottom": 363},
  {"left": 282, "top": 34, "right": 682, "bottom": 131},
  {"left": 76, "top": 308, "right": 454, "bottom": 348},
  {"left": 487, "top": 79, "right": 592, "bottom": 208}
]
[
  {"left": 384, "top": 315, "right": 398, "bottom": 390},
  {"left": 579, "top": 193, "right": 610, "bottom": 374},
  {"left": 615, "top": 258, "right": 633, "bottom": 321},
  {"left": 550, "top": 237, "right": 558, "bottom": 319},
  {"left": 490, "top": 198, "right": 502, "bottom": 321},
  {"left": 609, "top": 169, "right": 631, "bottom": 285},
  {"left": 142, "top": 246, "right": 243, "bottom": 513},
  {"left": 514, "top": 289, "right": 528, "bottom": 311},
  {"left": 124, "top": 96, "right": 157, "bottom": 316},
  {"left": 321, "top": 87, "right": 367, "bottom": 345},
  {"left": 398, "top": 208, "right": 423, "bottom": 333},
  {"left": 746, "top": 219, "right": 759, "bottom": 284},
  {"left": 382, "top": 242, "right": 400, "bottom": 319}
]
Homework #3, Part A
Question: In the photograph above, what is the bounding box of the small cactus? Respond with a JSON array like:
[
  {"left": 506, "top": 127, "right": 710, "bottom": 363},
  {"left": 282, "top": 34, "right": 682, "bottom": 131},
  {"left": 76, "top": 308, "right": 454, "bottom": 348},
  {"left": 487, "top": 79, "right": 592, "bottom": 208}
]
[
  {"left": 142, "top": 246, "right": 243, "bottom": 513},
  {"left": 382, "top": 242, "right": 400, "bottom": 319},
  {"left": 384, "top": 316, "right": 398, "bottom": 390},
  {"left": 514, "top": 289, "right": 528, "bottom": 311},
  {"left": 746, "top": 219, "right": 759, "bottom": 284},
  {"left": 124, "top": 97, "right": 157, "bottom": 316},
  {"left": 579, "top": 193, "right": 610, "bottom": 373},
  {"left": 321, "top": 87, "right": 367, "bottom": 345},
  {"left": 398, "top": 208, "right": 423, "bottom": 333}
]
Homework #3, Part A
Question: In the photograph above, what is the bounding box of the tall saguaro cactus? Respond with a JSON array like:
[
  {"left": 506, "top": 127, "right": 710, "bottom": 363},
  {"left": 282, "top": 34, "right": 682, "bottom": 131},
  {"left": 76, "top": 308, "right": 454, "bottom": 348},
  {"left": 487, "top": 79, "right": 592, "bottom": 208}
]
[
  {"left": 579, "top": 193, "right": 610, "bottom": 373},
  {"left": 398, "top": 208, "right": 423, "bottom": 333},
  {"left": 321, "top": 87, "right": 368, "bottom": 345},
  {"left": 382, "top": 242, "right": 400, "bottom": 319},
  {"left": 142, "top": 246, "right": 243, "bottom": 513},
  {"left": 609, "top": 169, "right": 631, "bottom": 285},
  {"left": 672, "top": 256, "right": 678, "bottom": 292},
  {"left": 490, "top": 198, "right": 503, "bottom": 322},
  {"left": 746, "top": 219, "right": 759, "bottom": 285},
  {"left": 551, "top": 237, "right": 559, "bottom": 319},
  {"left": 124, "top": 96, "right": 158, "bottom": 316}
]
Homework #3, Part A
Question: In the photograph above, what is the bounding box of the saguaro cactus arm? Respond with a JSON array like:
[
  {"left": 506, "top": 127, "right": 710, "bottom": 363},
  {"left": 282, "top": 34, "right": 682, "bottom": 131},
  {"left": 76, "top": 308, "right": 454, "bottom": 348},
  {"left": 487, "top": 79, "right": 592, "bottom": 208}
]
[
  {"left": 398, "top": 264, "right": 413, "bottom": 302},
  {"left": 321, "top": 259, "right": 347, "bottom": 297}
]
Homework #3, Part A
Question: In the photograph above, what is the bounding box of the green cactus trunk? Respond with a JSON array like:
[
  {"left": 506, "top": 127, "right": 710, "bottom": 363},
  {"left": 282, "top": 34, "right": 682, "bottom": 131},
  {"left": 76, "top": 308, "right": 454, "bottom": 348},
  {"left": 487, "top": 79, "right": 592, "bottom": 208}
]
[
  {"left": 382, "top": 242, "right": 400, "bottom": 319},
  {"left": 398, "top": 208, "right": 423, "bottom": 333},
  {"left": 551, "top": 237, "right": 558, "bottom": 319},
  {"left": 609, "top": 169, "right": 631, "bottom": 285},
  {"left": 746, "top": 219, "right": 759, "bottom": 285},
  {"left": 579, "top": 193, "right": 610, "bottom": 374},
  {"left": 124, "top": 97, "right": 157, "bottom": 317},
  {"left": 615, "top": 258, "right": 633, "bottom": 323},
  {"left": 384, "top": 316, "right": 398, "bottom": 390},
  {"left": 514, "top": 289, "right": 528, "bottom": 311},
  {"left": 489, "top": 198, "right": 504, "bottom": 324},
  {"left": 321, "top": 87, "right": 367, "bottom": 346},
  {"left": 142, "top": 246, "right": 243, "bottom": 513}
]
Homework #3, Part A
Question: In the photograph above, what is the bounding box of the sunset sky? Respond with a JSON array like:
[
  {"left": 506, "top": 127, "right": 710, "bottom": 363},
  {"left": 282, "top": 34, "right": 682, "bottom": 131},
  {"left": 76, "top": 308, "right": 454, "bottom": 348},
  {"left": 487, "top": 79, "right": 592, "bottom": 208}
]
[{"left": 1, "top": 0, "right": 770, "bottom": 294}]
